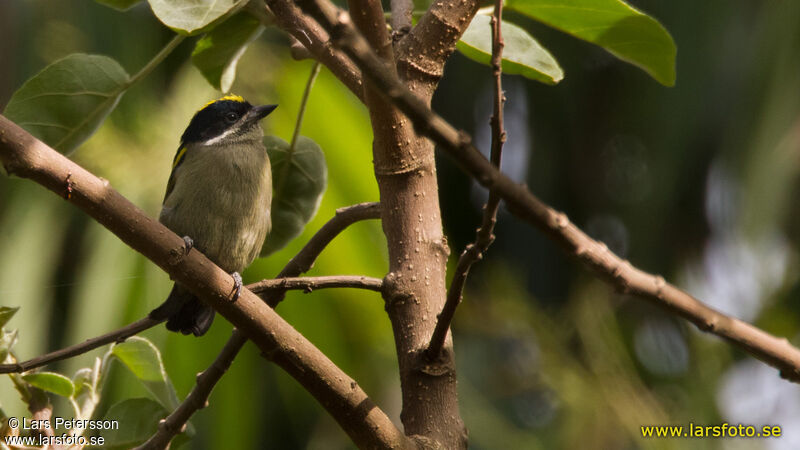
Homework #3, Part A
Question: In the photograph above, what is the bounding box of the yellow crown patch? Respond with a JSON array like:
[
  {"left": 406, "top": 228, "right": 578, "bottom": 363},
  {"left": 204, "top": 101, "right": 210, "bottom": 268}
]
[{"left": 200, "top": 94, "right": 246, "bottom": 111}]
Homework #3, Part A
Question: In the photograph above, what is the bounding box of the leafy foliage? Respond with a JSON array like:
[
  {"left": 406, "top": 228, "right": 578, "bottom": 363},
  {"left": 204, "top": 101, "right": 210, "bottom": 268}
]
[
  {"left": 5, "top": 291, "right": 189, "bottom": 445},
  {"left": 101, "top": 398, "right": 170, "bottom": 448},
  {"left": 21, "top": 372, "right": 75, "bottom": 397},
  {"left": 110, "top": 337, "right": 180, "bottom": 410},
  {"left": 0, "top": 307, "right": 181, "bottom": 446},
  {"left": 3, "top": 54, "right": 130, "bottom": 154}
]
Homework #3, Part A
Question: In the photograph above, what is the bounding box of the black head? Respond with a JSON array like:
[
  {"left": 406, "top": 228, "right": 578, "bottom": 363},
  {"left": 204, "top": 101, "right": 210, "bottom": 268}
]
[{"left": 181, "top": 95, "right": 277, "bottom": 144}]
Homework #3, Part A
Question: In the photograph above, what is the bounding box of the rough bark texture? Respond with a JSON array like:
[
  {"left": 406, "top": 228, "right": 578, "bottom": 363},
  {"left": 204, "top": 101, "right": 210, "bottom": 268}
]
[
  {"left": 342, "top": 0, "right": 478, "bottom": 446},
  {"left": 395, "top": 0, "right": 480, "bottom": 100}
]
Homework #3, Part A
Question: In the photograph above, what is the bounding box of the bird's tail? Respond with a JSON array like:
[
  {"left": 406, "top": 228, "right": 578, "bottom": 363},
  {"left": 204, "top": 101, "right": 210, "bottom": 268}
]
[{"left": 149, "top": 284, "right": 215, "bottom": 336}]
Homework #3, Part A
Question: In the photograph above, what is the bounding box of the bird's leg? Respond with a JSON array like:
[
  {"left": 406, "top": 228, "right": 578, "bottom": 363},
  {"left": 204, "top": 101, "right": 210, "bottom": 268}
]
[
  {"left": 230, "top": 272, "right": 243, "bottom": 302},
  {"left": 182, "top": 236, "right": 194, "bottom": 254}
]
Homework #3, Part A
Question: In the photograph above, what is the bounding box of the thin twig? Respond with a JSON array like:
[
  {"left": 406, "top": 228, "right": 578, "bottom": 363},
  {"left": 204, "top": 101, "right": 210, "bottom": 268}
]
[
  {"left": 276, "top": 61, "right": 322, "bottom": 196},
  {"left": 0, "top": 317, "right": 161, "bottom": 374},
  {"left": 249, "top": 275, "right": 382, "bottom": 294},
  {"left": 292, "top": 0, "right": 800, "bottom": 383},
  {"left": 135, "top": 330, "right": 243, "bottom": 450},
  {"left": 136, "top": 203, "right": 381, "bottom": 449},
  {"left": 289, "top": 62, "right": 322, "bottom": 152},
  {"left": 269, "top": 202, "right": 381, "bottom": 306},
  {"left": 427, "top": 2, "right": 506, "bottom": 359},
  {"left": 0, "top": 274, "right": 381, "bottom": 375},
  {"left": 125, "top": 35, "right": 185, "bottom": 88}
]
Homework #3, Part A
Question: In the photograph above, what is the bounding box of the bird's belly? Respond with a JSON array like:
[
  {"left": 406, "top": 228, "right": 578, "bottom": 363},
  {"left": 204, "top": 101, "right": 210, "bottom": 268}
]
[{"left": 160, "top": 159, "right": 271, "bottom": 272}]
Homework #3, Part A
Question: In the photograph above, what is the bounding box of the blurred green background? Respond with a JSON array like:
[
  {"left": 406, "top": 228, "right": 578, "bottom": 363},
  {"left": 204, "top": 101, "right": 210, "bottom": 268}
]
[{"left": 1, "top": 1, "right": 800, "bottom": 449}]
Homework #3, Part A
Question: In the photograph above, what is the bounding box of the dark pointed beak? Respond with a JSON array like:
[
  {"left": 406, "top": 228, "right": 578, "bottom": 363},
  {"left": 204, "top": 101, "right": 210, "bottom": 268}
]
[{"left": 246, "top": 104, "right": 278, "bottom": 124}]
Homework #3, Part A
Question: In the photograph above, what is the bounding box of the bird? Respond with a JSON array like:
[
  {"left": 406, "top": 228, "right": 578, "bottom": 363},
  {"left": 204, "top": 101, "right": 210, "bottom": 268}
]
[{"left": 149, "top": 94, "right": 277, "bottom": 336}]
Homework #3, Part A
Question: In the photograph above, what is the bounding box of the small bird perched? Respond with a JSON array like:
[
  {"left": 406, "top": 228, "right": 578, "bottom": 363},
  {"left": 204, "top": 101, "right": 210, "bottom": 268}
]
[{"left": 149, "top": 95, "right": 277, "bottom": 336}]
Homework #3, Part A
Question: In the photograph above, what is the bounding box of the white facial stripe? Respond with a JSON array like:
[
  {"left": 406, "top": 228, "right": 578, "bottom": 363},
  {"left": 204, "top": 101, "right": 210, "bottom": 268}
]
[{"left": 203, "top": 126, "right": 237, "bottom": 146}]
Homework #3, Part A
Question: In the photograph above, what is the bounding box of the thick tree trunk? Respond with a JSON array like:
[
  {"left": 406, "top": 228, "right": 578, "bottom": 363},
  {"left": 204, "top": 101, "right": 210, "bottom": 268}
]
[{"left": 346, "top": 0, "right": 478, "bottom": 447}]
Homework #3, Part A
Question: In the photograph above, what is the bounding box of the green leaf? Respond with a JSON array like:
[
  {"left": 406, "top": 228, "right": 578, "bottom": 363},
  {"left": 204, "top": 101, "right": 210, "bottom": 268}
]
[
  {"left": 95, "top": 0, "right": 142, "bottom": 10},
  {"left": 261, "top": 136, "right": 328, "bottom": 257},
  {"left": 191, "top": 12, "right": 264, "bottom": 92},
  {"left": 147, "top": 0, "right": 246, "bottom": 35},
  {"left": 458, "top": 15, "right": 563, "bottom": 84},
  {"left": 22, "top": 372, "right": 75, "bottom": 398},
  {"left": 100, "top": 398, "right": 168, "bottom": 449},
  {"left": 3, "top": 54, "right": 130, "bottom": 154},
  {"left": 111, "top": 337, "right": 179, "bottom": 410},
  {"left": 0, "top": 306, "right": 19, "bottom": 329},
  {"left": 0, "top": 330, "right": 18, "bottom": 363},
  {"left": 504, "top": 0, "right": 676, "bottom": 86}
]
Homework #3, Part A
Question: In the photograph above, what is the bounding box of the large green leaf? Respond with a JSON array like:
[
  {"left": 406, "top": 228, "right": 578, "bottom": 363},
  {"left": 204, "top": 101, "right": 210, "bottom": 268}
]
[
  {"left": 504, "top": 0, "right": 676, "bottom": 86},
  {"left": 110, "top": 337, "right": 179, "bottom": 410},
  {"left": 3, "top": 54, "right": 130, "bottom": 155},
  {"left": 191, "top": 12, "right": 264, "bottom": 92},
  {"left": 99, "top": 398, "right": 168, "bottom": 449},
  {"left": 261, "top": 136, "right": 327, "bottom": 257},
  {"left": 95, "top": 0, "right": 142, "bottom": 10},
  {"left": 458, "top": 15, "right": 563, "bottom": 84},
  {"left": 148, "top": 0, "right": 246, "bottom": 35},
  {"left": 22, "top": 372, "right": 75, "bottom": 398}
]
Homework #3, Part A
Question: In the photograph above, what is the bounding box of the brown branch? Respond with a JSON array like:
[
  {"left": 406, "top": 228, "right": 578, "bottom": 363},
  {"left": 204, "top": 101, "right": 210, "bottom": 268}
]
[
  {"left": 0, "top": 117, "right": 411, "bottom": 448},
  {"left": 291, "top": 0, "right": 800, "bottom": 383},
  {"left": 0, "top": 274, "right": 381, "bottom": 376},
  {"left": 427, "top": 3, "right": 506, "bottom": 359},
  {"left": 347, "top": 0, "right": 393, "bottom": 62},
  {"left": 394, "top": 0, "right": 478, "bottom": 98},
  {"left": 254, "top": 0, "right": 364, "bottom": 102},
  {"left": 271, "top": 202, "right": 381, "bottom": 306},
  {"left": 135, "top": 330, "right": 244, "bottom": 450},
  {"left": 488, "top": 2, "right": 506, "bottom": 171},
  {"left": 0, "top": 317, "right": 161, "bottom": 374},
  {"left": 137, "top": 203, "right": 381, "bottom": 449},
  {"left": 334, "top": 0, "right": 468, "bottom": 446},
  {"left": 250, "top": 275, "right": 383, "bottom": 294}
]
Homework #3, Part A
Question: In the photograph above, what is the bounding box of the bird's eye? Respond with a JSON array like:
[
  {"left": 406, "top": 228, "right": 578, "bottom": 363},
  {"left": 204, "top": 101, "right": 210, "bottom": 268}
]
[{"left": 225, "top": 112, "right": 238, "bottom": 123}]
